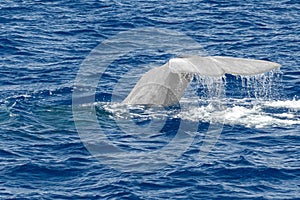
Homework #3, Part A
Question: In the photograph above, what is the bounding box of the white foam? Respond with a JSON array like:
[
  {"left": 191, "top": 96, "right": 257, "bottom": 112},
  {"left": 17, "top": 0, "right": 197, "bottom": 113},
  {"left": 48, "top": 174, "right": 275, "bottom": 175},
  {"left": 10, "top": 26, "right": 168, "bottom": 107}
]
[
  {"left": 264, "top": 99, "right": 300, "bottom": 110},
  {"left": 177, "top": 98, "right": 300, "bottom": 128},
  {"left": 274, "top": 113, "right": 295, "bottom": 119}
]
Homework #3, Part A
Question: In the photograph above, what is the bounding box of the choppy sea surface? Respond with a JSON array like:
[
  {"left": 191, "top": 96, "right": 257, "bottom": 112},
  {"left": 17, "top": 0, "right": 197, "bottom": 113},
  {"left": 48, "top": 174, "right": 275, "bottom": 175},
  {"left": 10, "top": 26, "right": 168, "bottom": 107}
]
[{"left": 1, "top": 0, "right": 299, "bottom": 199}]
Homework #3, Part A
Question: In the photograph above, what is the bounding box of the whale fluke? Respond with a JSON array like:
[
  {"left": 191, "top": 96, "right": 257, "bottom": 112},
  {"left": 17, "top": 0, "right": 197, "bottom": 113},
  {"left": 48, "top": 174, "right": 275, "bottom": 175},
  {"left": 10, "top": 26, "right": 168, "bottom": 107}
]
[
  {"left": 169, "top": 56, "right": 281, "bottom": 76},
  {"left": 122, "top": 56, "right": 281, "bottom": 106}
]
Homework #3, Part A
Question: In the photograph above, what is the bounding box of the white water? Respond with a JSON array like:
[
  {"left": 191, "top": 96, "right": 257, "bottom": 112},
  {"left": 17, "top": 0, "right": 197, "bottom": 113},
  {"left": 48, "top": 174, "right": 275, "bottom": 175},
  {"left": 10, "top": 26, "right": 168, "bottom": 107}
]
[
  {"left": 103, "top": 69, "right": 299, "bottom": 128},
  {"left": 177, "top": 98, "right": 300, "bottom": 128}
]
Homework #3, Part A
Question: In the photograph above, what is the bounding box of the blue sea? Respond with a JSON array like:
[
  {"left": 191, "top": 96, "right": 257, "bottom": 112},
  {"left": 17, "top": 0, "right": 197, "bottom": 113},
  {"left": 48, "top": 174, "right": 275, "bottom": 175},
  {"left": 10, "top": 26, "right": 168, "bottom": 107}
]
[{"left": 1, "top": 0, "right": 299, "bottom": 199}]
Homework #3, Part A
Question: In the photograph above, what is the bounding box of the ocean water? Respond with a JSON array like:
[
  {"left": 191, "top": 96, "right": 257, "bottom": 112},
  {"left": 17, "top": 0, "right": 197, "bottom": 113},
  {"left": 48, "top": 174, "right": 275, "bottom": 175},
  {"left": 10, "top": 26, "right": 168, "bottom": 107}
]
[{"left": 1, "top": 0, "right": 300, "bottom": 199}]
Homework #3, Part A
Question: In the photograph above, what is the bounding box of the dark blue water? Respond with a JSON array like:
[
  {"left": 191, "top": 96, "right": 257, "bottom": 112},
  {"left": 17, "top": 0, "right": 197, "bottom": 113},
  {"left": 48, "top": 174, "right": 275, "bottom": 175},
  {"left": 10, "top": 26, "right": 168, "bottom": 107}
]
[{"left": 1, "top": 0, "right": 299, "bottom": 199}]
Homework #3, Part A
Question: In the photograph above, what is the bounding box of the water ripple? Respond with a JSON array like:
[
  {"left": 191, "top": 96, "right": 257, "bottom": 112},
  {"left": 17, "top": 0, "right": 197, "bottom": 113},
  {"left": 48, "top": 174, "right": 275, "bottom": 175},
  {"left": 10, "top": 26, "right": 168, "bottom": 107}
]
[{"left": 1, "top": 0, "right": 299, "bottom": 199}]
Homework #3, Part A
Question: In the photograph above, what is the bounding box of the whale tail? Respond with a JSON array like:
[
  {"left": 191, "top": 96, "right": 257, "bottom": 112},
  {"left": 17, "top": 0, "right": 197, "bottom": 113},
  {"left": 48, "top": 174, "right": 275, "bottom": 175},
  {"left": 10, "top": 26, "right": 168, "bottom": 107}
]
[
  {"left": 123, "top": 56, "right": 281, "bottom": 106},
  {"left": 168, "top": 56, "right": 281, "bottom": 77}
]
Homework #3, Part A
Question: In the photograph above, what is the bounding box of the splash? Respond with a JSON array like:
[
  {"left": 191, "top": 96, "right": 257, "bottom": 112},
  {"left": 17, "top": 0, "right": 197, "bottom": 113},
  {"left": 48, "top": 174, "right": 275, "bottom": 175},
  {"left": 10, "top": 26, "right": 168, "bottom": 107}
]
[
  {"left": 192, "top": 75, "right": 226, "bottom": 100},
  {"left": 237, "top": 68, "right": 282, "bottom": 100},
  {"left": 264, "top": 97, "right": 300, "bottom": 111},
  {"left": 178, "top": 69, "right": 299, "bottom": 128},
  {"left": 178, "top": 100, "right": 300, "bottom": 128},
  {"left": 103, "top": 68, "right": 297, "bottom": 128}
]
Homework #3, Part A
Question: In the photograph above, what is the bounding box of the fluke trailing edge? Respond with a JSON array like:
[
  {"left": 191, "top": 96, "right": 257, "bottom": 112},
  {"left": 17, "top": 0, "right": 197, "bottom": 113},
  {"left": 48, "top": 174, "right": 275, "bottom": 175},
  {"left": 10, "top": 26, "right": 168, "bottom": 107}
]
[{"left": 122, "top": 56, "right": 281, "bottom": 106}]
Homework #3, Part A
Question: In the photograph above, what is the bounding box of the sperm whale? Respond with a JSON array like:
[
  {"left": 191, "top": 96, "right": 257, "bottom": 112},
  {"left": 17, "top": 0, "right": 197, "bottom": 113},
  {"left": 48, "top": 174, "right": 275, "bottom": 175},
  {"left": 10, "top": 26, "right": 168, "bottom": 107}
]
[{"left": 122, "top": 56, "right": 281, "bottom": 106}]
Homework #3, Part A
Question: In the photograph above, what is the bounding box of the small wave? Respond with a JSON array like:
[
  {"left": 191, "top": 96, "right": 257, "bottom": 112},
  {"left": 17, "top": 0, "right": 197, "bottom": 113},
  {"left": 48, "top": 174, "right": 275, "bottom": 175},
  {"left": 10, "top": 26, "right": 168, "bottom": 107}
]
[
  {"left": 177, "top": 98, "right": 300, "bottom": 128},
  {"left": 102, "top": 103, "right": 175, "bottom": 120},
  {"left": 264, "top": 98, "right": 300, "bottom": 110}
]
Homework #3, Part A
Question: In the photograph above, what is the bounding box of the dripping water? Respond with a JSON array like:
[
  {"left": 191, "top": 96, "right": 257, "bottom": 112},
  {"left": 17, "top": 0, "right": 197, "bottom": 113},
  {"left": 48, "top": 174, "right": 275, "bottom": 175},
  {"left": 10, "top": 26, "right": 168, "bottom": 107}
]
[
  {"left": 178, "top": 68, "right": 297, "bottom": 128},
  {"left": 237, "top": 68, "right": 282, "bottom": 101}
]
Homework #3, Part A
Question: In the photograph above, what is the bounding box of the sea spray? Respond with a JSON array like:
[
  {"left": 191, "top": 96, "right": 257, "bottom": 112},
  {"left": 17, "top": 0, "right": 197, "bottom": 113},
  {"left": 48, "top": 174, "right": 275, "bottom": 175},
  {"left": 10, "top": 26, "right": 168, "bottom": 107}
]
[
  {"left": 177, "top": 68, "right": 295, "bottom": 128},
  {"left": 191, "top": 75, "right": 226, "bottom": 105},
  {"left": 237, "top": 68, "right": 282, "bottom": 101}
]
